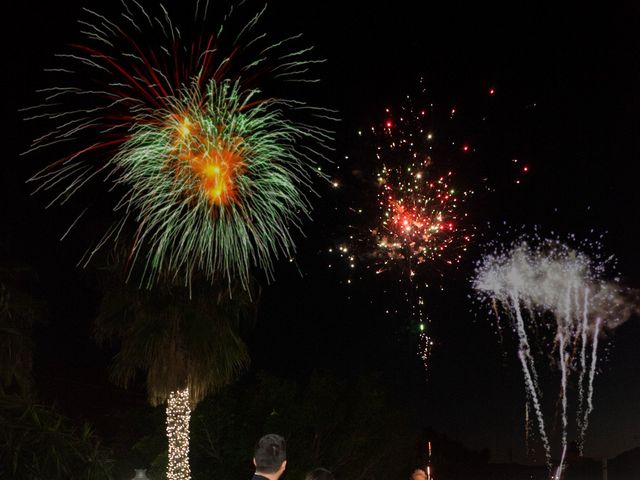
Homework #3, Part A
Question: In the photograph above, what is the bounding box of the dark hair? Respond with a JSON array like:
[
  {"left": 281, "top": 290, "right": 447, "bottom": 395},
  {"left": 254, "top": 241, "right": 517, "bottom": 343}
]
[
  {"left": 254, "top": 434, "right": 286, "bottom": 473},
  {"left": 305, "top": 467, "right": 335, "bottom": 480}
]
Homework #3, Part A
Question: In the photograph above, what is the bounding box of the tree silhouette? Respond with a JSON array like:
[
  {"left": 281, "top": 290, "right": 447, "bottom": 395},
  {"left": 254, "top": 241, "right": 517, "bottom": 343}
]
[{"left": 95, "top": 269, "right": 256, "bottom": 480}]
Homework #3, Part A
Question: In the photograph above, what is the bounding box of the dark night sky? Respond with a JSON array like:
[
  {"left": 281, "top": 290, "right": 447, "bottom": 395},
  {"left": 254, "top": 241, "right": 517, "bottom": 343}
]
[{"left": 4, "top": 0, "right": 640, "bottom": 466}]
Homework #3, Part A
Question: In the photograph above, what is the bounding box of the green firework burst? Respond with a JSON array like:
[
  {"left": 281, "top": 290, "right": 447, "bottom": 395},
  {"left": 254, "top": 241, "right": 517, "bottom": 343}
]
[
  {"left": 116, "top": 79, "right": 326, "bottom": 287},
  {"left": 25, "top": 2, "right": 336, "bottom": 287}
]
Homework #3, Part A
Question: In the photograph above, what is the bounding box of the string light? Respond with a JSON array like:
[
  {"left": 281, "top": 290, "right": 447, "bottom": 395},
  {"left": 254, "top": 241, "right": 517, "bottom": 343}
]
[{"left": 166, "top": 388, "right": 192, "bottom": 480}]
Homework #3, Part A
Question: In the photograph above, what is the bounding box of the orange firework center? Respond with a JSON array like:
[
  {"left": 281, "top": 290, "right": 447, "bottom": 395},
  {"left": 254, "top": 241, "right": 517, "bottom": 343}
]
[{"left": 172, "top": 116, "right": 244, "bottom": 205}]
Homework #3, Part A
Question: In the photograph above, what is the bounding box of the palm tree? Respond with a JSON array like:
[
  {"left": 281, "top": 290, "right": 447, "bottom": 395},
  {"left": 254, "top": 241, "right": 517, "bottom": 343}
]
[{"left": 95, "top": 272, "right": 256, "bottom": 480}]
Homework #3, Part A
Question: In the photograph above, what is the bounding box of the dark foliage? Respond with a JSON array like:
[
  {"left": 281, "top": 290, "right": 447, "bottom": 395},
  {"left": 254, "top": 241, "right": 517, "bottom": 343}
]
[{"left": 0, "top": 393, "right": 112, "bottom": 480}]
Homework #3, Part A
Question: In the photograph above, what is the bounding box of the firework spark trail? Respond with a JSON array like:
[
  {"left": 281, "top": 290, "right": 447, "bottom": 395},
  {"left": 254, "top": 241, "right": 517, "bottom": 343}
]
[
  {"left": 580, "top": 316, "right": 602, "bottom": 449},
  {"left": 511, "top": 292, "right": 552, "bottom": 466},
  {"left": 577, "top": 287, "right": 589, "bottom": 453},
  {"left": 524, "top": 401, "right": 529, "bottom": 452},
  {"left": 556, "top": 329, "right": 568, "bottom": 476},
  {"left": 26, "top": 1, "right": 336, "bottom": 289},
  {"left": 555, "top": 277, "right": 577, "bottom": 477},
  {"left": 474, "top": 238, "right": 637, "bottom": 475},
  {"left": 417, "top": 294, "right": 434, "bottom": 370}
]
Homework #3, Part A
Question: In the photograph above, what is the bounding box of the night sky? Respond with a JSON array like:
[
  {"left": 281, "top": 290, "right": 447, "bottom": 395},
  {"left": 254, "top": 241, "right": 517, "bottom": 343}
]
[{"left": 5, "top": 0, "right": 640, "bottom": 467}]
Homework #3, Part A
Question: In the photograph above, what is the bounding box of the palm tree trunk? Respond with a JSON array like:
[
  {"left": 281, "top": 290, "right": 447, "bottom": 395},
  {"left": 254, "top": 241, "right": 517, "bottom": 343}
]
[{"left": 166, "top": 387, "right": 192, "bottom": 480}]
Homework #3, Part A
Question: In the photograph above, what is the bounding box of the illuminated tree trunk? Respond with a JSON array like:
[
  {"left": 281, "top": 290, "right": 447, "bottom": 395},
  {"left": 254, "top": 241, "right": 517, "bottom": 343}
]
[{"left": 166, "top": 388, "right": 191, "bottom": 480}]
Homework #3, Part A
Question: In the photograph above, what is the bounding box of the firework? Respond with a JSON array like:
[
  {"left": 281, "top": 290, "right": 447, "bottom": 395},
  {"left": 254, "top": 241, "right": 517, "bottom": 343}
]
[
  {"left": 370, "top": 96, "right": 473, "bottom": 274},
  {"left": 473, "top": 236, "right": 637, "bottom": 474},
  {"left": 25, "top": 2, "right": 335, "bottom": 288},
  {"left": 330, "top": 88, "right": 475, "bottom": 370},
  {"left": 332, "top": 89, "right": 476, "bottom": 281},
  {"left": 376, "top": 162, "right": 469, "bottom": 268}
]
